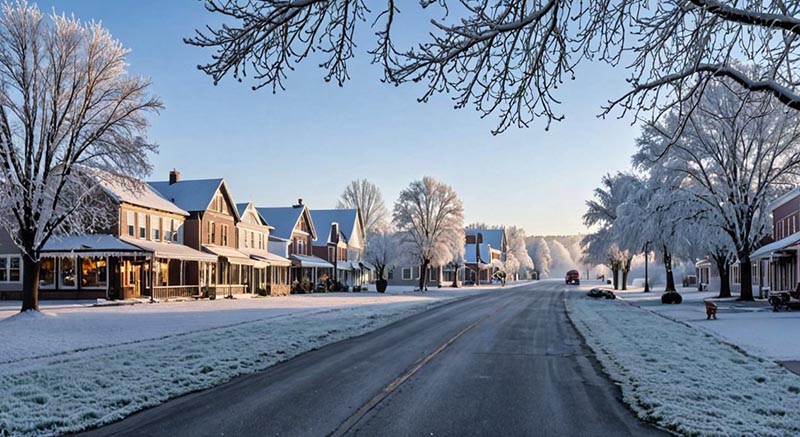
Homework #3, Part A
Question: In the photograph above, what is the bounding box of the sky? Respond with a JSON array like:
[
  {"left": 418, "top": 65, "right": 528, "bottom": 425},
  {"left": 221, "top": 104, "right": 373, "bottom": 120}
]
[{"left": 36, "top": 0, "right": 641, "bottom": 236}]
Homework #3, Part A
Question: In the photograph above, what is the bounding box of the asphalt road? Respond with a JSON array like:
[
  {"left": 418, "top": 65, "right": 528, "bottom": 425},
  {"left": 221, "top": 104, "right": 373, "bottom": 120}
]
[{"left": 82, "top": 281, "right": 668, "bottom": 437}]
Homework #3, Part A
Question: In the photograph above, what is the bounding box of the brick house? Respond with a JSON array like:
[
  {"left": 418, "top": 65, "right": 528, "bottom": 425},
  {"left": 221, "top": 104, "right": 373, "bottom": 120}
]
[
  {"left": 309, "top": 208, "right": 370, "bottom": 289},
  {"left": 236, "top": 202, "right": 292, "bottom": 296}
]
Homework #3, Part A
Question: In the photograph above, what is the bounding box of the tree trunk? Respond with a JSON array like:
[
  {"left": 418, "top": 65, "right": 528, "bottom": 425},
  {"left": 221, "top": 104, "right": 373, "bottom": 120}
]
[
  {"left": 21, "top": 252, "right": 40, "bottom": 312},
  {"left": 714, "top": 257, "right": 731, "bottom": 298},
  {"left": 451, "top": 265, "right": 461, "bottom": 288},
  {"left": 418, "top": 260, "right": 429, "bottom": 291},
  {"left": 621, "top": 256, "right": 632, "bottom": 291},
  {"left": 663, "top": 246, "right": 676, "bottom": 292},
  {"left": 739, "top": 256, "right": 754, "bottom": 301},
  {"left": 611, "top": 267, "right": 619, "bottom": 290}
]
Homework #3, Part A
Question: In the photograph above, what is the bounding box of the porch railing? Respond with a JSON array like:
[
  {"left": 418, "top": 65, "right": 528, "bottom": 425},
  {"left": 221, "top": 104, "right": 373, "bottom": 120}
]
[{"left": 151, "top": 285, "right": 201, "bottom": 300}]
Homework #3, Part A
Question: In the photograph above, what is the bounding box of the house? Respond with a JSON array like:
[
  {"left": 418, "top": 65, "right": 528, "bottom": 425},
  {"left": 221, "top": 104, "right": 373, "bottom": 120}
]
[
  {"left": 309, "top": 209, "right": 370, "bottom": 289},
  {"left": 257, "top": 199, "right": 333, "bottom": 291},
  {"left": 0, "top": 171, "right": 216, "bottom": 300},
  {"left": 150, "top": 171, "right": 259, "bottom": 297},
  {"left": 236, "top": 202, "right": 292, "bottom": 296},
  {"left": 464, "top": 228, "right": 507, "bottom": 285},
  {"left": 750, "top": 187, "right": 800, "bottom": 294}
]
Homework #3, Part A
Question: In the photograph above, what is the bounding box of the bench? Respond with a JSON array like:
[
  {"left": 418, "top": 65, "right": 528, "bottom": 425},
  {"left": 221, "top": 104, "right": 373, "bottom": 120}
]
[{"left": 704, "top": 300, "right": 718, "bottom": 320}]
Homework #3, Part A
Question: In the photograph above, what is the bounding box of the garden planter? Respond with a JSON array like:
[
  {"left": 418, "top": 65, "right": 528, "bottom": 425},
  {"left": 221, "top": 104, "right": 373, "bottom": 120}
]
[{"left": 376, "top": 279, "right": 388, "bottom": 293}]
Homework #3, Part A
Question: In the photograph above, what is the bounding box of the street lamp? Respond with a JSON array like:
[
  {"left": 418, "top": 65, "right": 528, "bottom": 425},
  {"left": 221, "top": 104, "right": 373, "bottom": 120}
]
[{"left": 643, "top": 241, "right": 652, "bottom": 293}]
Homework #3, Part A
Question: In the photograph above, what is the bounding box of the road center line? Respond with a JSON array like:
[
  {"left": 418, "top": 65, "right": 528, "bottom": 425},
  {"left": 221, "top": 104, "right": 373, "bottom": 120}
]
[{"left": 329, "top": 302, "right": 507, "bottom": 437}]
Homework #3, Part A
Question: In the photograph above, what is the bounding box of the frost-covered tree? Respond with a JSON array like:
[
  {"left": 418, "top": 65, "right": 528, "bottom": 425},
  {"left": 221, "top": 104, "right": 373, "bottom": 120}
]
[
  {"left": 528, "top": 237, "right": 551, "bottom": 279},
  {"left": 546, "top": 239, "right": 576, "bottom": 278},
  {"left": 186, "top": 1, "right": 800, "bottom": 133},
  {"left": 393, "top": 177, "right": 464, "bottom": 291},
  {"left": 505, "top": 226, "right": 534, "bottom": 280},
  {"left": 582, "top": 173, "right": 642, "bottom": 289},
  {"left": 634, "top": 79, "right": 800, "bottom": 300},
  {"left": 0, "top": 3, "right": 162, "bottom": 312},
  {"left": 336, "top": 179, "right": 389, "bottom": 237},
  {"left": 363, "top": 228, "right": 399, "bottom": 285}
]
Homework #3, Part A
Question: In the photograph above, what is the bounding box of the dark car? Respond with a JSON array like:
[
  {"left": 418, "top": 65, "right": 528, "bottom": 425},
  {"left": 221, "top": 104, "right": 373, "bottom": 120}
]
[
  {"left": 565, "top": 270, "right": 580, "bottom": 285},
  {"left": 587, "top": 288, "right": 616, "bottom": 299}
]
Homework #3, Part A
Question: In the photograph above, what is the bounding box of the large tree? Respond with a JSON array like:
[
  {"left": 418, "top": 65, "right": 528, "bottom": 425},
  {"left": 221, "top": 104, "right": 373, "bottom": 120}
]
[
  {"left": 528, "top": 236, "right": 551, "bottom": 279},
  {"left": 505, "top": 226, "right": 534, "bottom": 280},
  {"left": 634, "top": 80, "right": 800, "bottom": 300},
  {"left": 186, "top": 1, "right": 800, "bottom": 133},
  {"left": 0, "top": 3, "right": 162, "bottom": 312},
  {"left": 363, "top": 228, "right": 399, "bottom": 285},
  {"left": 393, "top": 177, "right": 464, "bottom": 291},
  {"left": 336, "top": 179, "right": 389, "bottom": 236}
]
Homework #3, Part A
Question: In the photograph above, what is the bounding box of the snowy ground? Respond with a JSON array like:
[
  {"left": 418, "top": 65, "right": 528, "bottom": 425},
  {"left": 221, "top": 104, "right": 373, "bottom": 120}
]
[
  {"left": 0, "top": 282, "right": 527, "bottom": 436},
  {"left": 610, "top": 285, "right": 800, "bottom": 362},
  {"left": 567, "top": 292, "right": 800, "bottom": 437}
]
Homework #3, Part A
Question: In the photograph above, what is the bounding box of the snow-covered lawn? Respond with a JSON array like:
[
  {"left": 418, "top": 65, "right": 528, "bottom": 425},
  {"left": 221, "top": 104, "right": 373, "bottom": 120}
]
[
  {"left": 0, "top": 283, "right": 524, "bottom": 436},
  {"left": 612, "top": 286, "right": 800, "bottom": 362},
  {"left": 567, "top": 294, "right": 800, "bottom": 436}
]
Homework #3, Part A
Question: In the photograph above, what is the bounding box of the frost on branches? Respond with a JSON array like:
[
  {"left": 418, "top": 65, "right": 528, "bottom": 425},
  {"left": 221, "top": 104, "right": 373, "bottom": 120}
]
[
  {"left": 187, "top": 0, "right": 800, "bottom": 133},
  {"left": 393, "top": 177, "right": 464, "bottom": 291},
  {"left": 634, "top": 78, "right": 800, "bottom": 300},
  {"left": 0, "top": 3, "right": 162, "bottom": 312}
]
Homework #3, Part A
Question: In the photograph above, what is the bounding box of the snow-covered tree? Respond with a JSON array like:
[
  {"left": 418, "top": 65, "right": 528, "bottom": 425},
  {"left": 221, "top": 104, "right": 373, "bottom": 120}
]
[
  {"left": 546, "top": 239, "right": 576, "bottom": 278},
  {"left": 0, "top": 3, "right": 162, "bottom": 312},
  {"left": 363, "top": 228, "right": 399, "bottom": 284},
  {"left": 336, "top": 179, "right": 389, "bottom": 237},
  {"left": 505, "top": 226, "right": 534, "bottom": 280},
  {"left": 528, "top": 237, "right": 551, "bottom": 279},
  {"left": 634, "top": 79, "right": 800, "bottom": 300},
  {"left": 187, "top": 1, "right": 800, "bottom": 133},
  {"left": 393, "top": 177, "right": 465, "bottom": 291}
]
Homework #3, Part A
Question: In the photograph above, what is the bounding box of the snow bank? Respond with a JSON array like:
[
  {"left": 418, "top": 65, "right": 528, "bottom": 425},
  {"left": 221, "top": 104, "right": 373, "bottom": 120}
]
[
  {"left": 0, "top": 287, "right": 507, "bottom": 436},
  {"left": 567, "top": 296, "right": 800, "bottom": 437}
]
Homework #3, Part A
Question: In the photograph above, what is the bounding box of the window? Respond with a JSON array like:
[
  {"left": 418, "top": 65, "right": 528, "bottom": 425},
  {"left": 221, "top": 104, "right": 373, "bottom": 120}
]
[
  {"left": 250, "top": 232, "right": 255, "bottom": 248},
  {"left": 244, "top": 230, "right": 250, "bottom": 248},
  {"left": 40, "top": 257, "right": 55, "bottom": 288},
  {"left": 402, "top": 268, "right": 412, "bottom": 280},
  {"left": 221, "top": 224, "right": 228, "bottom": 246},
  {"left": 0, "top": 255, "right": 22, "bottom": 283},
  {"left": 126, "top": 211, "right": 135, "bottom": 237},
  {"left": 208, "top": 221, "right": 216, "bottom": 244},
  {"left": 138, "top": 213, "right": 147, "bottom": 239},
  {"left": 81, "top": 257, "right": 107, "bottom": 288},
  {"left": 170, "top": 219, "right": 178, "bottom": 242},
  {"left": 152, "top": 215, "right": 161, "bottom": 241},
  {"left": 297, "top": 239, "right": 306, "bottom": 255},
  {"left": 60, "top": 257, "right": 77, "bottom": 288}
]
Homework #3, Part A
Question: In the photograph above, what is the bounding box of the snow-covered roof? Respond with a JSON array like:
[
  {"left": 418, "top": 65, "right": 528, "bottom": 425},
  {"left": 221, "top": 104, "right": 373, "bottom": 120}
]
[
  {"left": 149, "top": 179, "right": 238, "bottom": 218},
  {"left": 309, "top": 209, "right": 360, "bottom": 247},
  {"left": 768, "top": 186, "right": 800, "bottom": 212},
  {"left": 237, "top": 202, "right": 271, "bottom": 227},
  {"left": 465, "top": 243, "right": 491, "bottom": 264},
  {"left": 751, "top": 232, "right": 800, "bottom": 259},
  {"left": 96, "top": 172, "right": 188, "bottom": 216},
  {"left": 202, "top": 245, "right": 255, "bottom": 265},
  {"left": 43, "top": 234, "right": 142, "bottom": 256},
  {"left": 257, "top": 206, "right": 315, "bottom": 241},
  {"left": 122, "top": 237, "right": 217, "bottom": 262},
  {"left": 466, "top": 228, "right": 506, "bottom": 252},
  {"left": 245, "top": 251, "right": 292, "bottom": 266},
  {"left": 290, "top": 254, "right": 333, "bottom": 269}
]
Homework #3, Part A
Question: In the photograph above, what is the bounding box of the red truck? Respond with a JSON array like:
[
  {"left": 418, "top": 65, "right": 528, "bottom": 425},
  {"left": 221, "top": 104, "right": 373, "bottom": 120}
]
[{"left": 565, "top": 270, "right": 580, "bottom": 285}]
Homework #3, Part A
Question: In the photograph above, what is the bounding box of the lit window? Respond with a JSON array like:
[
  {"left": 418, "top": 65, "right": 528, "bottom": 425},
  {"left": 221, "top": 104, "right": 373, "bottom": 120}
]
[
  {"left": 81, "top": 257, "right": 107, "bottom": 288},
  {"left": 60, "top": 257, "right": 77, "bottom": 288}
]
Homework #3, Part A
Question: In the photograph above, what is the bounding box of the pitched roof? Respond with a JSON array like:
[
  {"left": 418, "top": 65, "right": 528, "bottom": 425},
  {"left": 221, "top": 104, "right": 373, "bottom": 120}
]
[
  {"left": 465, "top": 243, "right": 491, "bottom": 264},
  {"left": 257, "top": 206, "right": 309, "bottom": 240},
  {"left": 465, "top": 228, "right": 506, "bottom": 251},
  {"left": 309, "top": 209, "right": 359, "bottom": 247},
  {"left": 95, "top": 172, "right": 188, "bottom": 216},
  {"left": 237, "top": 202, "right": 271, "bottom": 227},
  {"left": 148, "top": 178, "right": 229, "bottom": 214}
]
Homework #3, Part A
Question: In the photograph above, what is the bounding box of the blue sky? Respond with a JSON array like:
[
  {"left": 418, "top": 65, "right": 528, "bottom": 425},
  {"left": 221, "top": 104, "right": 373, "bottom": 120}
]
[{"left": 39, "top": 1, "right": 640, "bottom": 235}]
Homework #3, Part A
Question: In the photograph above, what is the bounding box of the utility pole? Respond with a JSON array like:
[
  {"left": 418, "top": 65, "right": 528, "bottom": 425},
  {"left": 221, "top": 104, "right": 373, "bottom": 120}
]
[{"left": 643, "top": 241, "right": 651, "bottom": 293}]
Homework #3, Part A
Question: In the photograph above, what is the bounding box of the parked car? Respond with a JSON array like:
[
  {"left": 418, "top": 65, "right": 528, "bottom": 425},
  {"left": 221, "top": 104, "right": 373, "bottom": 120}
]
[
  {"left": 587, "top": 288, "right": 615, "bottom": 299},
  {"left": 565, "top": 270, "right": 580, "bottom": 285}
]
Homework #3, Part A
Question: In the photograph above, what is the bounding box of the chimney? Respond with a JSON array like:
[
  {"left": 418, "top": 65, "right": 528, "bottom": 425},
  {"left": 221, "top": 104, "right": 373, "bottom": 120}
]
[
  {"left": 169, "top": 169, "right": 180, "bottom": 185},
  {"left": 294, "top": 198, "right": 304, "bottom": 208}
]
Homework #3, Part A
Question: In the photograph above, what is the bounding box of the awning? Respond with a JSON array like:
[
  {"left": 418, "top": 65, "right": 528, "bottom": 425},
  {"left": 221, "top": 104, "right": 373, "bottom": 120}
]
[
  {"left": 695, "top": 259, "right": 712, "bottom": 268},
  {"left": 43, "top": 234, "right": 143, "bottom": 257},
  {"left": 203, "top": 245, "right": 255, "bottom": 265},
  {"left": 291, "top": 254, "right": 334, "bottom": 269},
  {"left": 751, "top": 233, "right": 800, "bottom": 259},
  {"left": 123, "top": 237, "right": 217, "bottom": 262},
  {"left": 336, "top": 261, "right": 352, "bottom": 271},
  {"left": 249, "top": 252, "right": 292, "bottom": 267}
]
